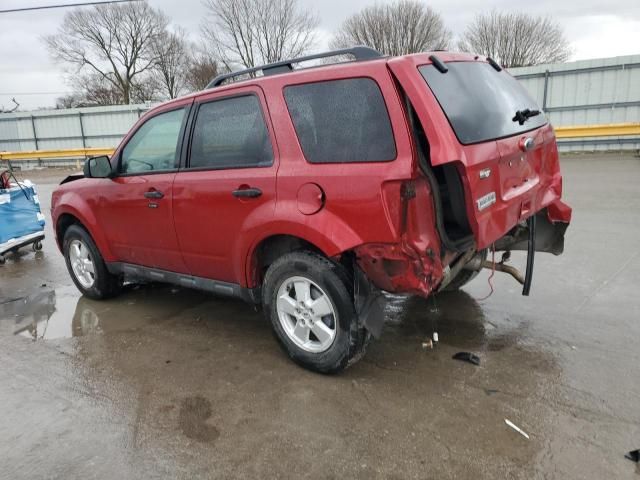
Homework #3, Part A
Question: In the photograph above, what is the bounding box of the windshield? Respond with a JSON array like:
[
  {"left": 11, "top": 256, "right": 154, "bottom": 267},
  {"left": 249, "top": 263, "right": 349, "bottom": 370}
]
[{"left": 419, "top": 62, "right": 546, "bottom": 145}]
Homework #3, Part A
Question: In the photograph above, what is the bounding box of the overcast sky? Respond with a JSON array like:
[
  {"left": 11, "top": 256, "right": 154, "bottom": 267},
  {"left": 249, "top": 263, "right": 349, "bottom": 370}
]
[{"left": 1, "top": 0, "right": 639, "bottom": 110}]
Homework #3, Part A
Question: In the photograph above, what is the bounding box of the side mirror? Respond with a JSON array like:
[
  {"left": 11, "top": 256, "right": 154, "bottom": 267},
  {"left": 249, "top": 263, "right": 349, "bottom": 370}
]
[{"left": 84, "top": 155, "right": 113, "bottom": 179}]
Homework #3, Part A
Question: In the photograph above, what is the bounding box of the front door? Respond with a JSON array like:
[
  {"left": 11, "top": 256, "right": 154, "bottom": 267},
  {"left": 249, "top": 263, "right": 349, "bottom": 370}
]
[
  {"left": 172, "top": 87, "right": 277, "bottom": 284},
  {"left": 95, "top": 106, "right": 189, "bottom": 272}
]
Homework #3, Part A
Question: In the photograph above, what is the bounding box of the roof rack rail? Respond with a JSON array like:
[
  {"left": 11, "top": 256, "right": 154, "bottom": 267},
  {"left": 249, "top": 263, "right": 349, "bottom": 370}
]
[{"left": 206, "top": 46, "right": 383, "bottom": 89}]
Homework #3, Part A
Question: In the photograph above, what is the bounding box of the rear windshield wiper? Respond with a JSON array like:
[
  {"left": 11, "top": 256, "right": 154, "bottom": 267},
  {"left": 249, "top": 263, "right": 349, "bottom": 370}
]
[{"left": 512, "top": 108, "right": 541, "bottom": 125}]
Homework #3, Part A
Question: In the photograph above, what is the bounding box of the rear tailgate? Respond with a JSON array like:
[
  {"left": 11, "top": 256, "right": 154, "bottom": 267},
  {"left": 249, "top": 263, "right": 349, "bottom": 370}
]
[
  {"left": 389, "top": 54, "right": 570, "bottom": 250},
  {"left": 461, "top": 122, "right": 566, "bottom": 249}
]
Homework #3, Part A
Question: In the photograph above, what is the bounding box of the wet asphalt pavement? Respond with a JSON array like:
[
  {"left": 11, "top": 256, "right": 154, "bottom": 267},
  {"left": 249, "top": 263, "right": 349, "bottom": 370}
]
[{"left": 1, "top": 154, "right": 639, "bottom": 479}]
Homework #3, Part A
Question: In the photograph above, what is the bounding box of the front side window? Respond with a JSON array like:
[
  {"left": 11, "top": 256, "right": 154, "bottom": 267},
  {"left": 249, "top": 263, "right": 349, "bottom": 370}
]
[
  {"left": 121, "top": 108, "right": 186, "bottom": 174},
  {"left": 189, "top": 95, "right": 273, "bottom": 169},
  {"left": 284, "top": 78, "right": 396, "bottom": 164}
]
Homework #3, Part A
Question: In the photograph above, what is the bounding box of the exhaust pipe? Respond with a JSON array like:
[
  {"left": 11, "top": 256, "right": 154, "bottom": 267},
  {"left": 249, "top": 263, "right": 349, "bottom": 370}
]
[
  {"left": 479, "top": 260, "right": 524, "bottom": 285},
  {"left": 463, "top": 254, "right": 525, "bottom": 285}
]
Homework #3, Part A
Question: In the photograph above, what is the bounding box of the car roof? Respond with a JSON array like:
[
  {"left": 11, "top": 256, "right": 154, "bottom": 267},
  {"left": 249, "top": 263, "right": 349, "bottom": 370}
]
[{"left": 147, "top": 50, "right": 485, "bottom": 116}]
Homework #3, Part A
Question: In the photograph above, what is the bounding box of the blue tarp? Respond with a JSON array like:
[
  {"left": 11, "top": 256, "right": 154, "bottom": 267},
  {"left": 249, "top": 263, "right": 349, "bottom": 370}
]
[{"left": 0, "top": 182, "right": 45, "bottom": 245}]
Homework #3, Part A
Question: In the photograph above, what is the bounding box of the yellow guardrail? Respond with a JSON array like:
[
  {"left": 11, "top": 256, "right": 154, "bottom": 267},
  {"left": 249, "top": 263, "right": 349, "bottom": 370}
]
[
  {"left": 0, "top": 123, "right": 638, "bottom": 162},
  {"left": 554, "top": 123, "right": 640, "bottom": 139},
  {"left": 0, "top": 147, "right": 114, "bottom": 161}
]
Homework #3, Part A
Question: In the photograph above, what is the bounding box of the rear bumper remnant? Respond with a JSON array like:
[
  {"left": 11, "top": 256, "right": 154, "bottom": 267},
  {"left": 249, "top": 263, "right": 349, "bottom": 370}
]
[{"left": 494, "top": 203, "right": 570, "bottom": 256}]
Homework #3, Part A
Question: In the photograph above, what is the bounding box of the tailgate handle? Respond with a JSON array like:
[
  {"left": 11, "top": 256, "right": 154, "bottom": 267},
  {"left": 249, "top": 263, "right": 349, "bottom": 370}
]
[{"left": 232, "top": 187, "right": 262, "bottom": 198}]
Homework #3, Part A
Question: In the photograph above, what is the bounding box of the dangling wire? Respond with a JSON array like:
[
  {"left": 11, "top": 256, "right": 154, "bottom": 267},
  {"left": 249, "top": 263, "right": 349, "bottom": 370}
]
[
  {"left": 477, "top": 244, "right": 496, "bottom": 301},
  {"left": 430, "top": 291, "right": 439, "bottom": 343}
]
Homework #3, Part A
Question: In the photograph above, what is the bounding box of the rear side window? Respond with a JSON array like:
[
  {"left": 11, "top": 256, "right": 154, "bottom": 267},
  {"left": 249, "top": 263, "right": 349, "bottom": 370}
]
[
  {"left": 189, "top": 95, "right": 273, "bottom": 169},
  {"left": 420, "top": 62, "right": 547, "bottom": 144},
  {"left": 284, "top": 78, "right": 396, "bottom": 163}
]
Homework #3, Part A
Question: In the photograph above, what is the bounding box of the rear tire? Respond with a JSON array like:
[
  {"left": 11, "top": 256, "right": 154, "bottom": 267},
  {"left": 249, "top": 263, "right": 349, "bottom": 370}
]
[
  {"left": 262, "top": 250, "right": 370, "bottom": 374},
  {"left": 63, "top": 224, "right": 122, "bottom": 300}
]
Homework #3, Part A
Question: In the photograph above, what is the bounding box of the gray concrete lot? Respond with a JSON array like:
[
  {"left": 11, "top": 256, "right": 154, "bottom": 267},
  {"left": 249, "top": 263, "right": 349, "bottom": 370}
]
[{"left": 1, "top": 154, "right": 639, "bottom": 479}]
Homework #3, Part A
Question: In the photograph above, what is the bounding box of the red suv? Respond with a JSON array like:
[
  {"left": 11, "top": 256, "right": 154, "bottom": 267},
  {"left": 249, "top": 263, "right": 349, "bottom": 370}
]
[{"left": 52, "top": 47, "right": 571, "bottom": 373}]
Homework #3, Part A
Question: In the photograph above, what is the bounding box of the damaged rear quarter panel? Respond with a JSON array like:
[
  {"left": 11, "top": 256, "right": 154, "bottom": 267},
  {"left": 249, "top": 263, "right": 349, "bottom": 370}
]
[{"left": 355, "top": 177, "right": 445, "bottom": 297}]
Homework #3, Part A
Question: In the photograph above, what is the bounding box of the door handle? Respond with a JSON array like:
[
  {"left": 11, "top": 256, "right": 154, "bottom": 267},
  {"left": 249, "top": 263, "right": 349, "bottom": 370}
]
[
  {"left": 232, "top": 187, "right": 262, "bottom": 198},
  {"left": 144, "top": 190, "right": 164, "bottom": 199}
]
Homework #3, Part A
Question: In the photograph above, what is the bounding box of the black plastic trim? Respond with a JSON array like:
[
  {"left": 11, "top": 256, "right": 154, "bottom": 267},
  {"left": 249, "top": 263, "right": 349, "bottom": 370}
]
[
  {"left": 429, "top": 54, "right": 448, "bottom": 73},
  {"left": 487, "top": 57, "right": 502, "bottom": 71},
  {"left": 522, "top": 214, "right": 536, "bottom": 296},
  {"left": 106, "top": 262, "right": 261, "bottom": 304}
]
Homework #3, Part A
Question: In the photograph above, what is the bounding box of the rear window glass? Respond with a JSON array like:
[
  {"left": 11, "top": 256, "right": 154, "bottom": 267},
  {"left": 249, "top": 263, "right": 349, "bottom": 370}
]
[
  {"left": 284, "top": 78, "right": 396, "bottom": 163},
  {"left": 420, "top": 62, "right": 546, "bottom": 144}
]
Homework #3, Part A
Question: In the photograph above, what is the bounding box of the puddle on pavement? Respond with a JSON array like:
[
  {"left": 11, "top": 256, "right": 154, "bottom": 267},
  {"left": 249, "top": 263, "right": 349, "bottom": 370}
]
[
  {"left": 1, "top": 280, "right": 526, "bottom": 353},
  {"left": 178, "top": 396, "right": 220, "bottom": 443},
  {"left": 1, "top": 286, "right": 77, "bottom": 340},
  {"left": 382, "top": 290, "right": 526, "bottom": 352},
  {"left": 0, "top": 283, "right": 210, "bottom": 341}
]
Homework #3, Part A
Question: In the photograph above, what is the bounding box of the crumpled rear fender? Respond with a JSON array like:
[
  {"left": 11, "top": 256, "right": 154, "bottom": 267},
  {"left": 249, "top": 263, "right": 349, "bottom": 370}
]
[
  {"left": 354, "top": 177, "right": 447, "bottom": 297},
  {"left": 354, "top": 243, "right": 435, "bottom": 296}
]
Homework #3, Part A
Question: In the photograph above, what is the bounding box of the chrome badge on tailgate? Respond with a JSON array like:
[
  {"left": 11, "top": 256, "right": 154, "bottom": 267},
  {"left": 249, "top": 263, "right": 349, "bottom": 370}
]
[{"left": 477, "top": 191, "right": 496, "bottom": 211}]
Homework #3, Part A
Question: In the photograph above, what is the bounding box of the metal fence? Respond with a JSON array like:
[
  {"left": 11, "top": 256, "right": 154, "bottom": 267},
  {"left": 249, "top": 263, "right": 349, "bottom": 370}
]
[
  {"left": 1, "top": 54, "right": 639, "bottom": 163},
  {"left": 0, "top": 104, "right": 148, "bottom": 166},
  {"left": 510, "top": 54, "right": 640, "bottom": 151}
]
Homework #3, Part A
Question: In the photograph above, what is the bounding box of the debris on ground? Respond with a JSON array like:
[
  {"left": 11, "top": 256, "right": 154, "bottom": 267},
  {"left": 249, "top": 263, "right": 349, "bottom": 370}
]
[
  {"left": 484, "top": 389, "right": 499, "bottom": 396},
  {"left": 505, "top": 419, "right": 530, "bottom": 439},
  {"left": 421, "top": 339, "right": 433, "bottom": 349},
  {"left": 452, "top": 351, "right": 480, "bottom": 366},
  {"left": 625, "top": 449, "right": 640, "bottom": 462}
]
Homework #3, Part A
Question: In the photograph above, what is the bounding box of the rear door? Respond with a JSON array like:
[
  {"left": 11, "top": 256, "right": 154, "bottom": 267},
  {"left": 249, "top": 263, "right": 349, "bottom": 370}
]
[{"left": 172, "top": 87, "right": 277, "bottom": 284}]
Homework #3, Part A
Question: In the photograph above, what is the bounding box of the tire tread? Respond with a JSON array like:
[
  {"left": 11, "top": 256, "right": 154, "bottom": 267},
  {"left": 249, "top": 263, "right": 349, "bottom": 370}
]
[{"left": 263, "top": 250, "right": 370, "bottom": 373}]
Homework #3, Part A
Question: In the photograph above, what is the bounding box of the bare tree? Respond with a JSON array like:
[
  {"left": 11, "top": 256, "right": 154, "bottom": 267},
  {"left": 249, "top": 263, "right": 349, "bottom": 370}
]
[
  {"left": 458, "top": 11, "right": 572, "bottom": 67},
  {"left": 54, "top": 75, "right": 120, "bottom": 108},
  {"left": 81, "top": 75, "right": 124, "bottom": 105},
  {"left": 331, "top": 0, "right": 450, "bottom": 56},
  {"left": 56, "top": 94, "right": 82, "bottom": 109},
  {"left": 185, "top": 52, "right": 220, "bottom": 92},
  {"left": 130, "top": 77, "right": 163, "bottom": 103},
  {"left": 56, "top": 73, "right": 160, "bottom": 108},
  {"left": 1, "top": 98, "right": 20, "bottom": 113},
  {"left": 152, "top": 28, "right": 190, "bottom": 99},
  {"left": 201, "top": 0, "right": 318, "bottom": 70},
  {"left": 44, "top": 1, "right": 168, "bottom": 104}
]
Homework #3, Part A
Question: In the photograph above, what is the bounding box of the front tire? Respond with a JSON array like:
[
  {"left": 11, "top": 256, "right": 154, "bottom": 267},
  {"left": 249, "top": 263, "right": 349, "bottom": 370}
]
[
  {"left": 263, "top": 251, "right": 370, "bottom": 374},
  {"left": 63, "top": 224, "right": 122, "bottom": 300}
]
